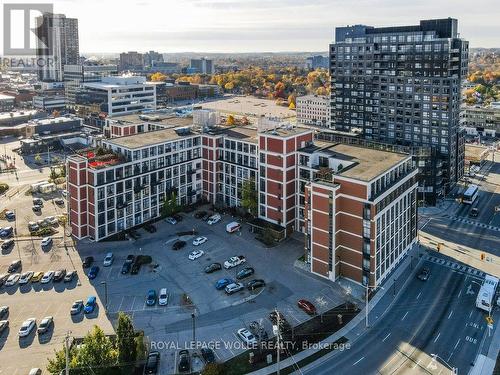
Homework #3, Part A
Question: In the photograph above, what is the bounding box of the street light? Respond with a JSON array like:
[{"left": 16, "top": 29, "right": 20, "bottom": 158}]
[{"left": 100, "top": 281, "right": 108, "bottom": 313}]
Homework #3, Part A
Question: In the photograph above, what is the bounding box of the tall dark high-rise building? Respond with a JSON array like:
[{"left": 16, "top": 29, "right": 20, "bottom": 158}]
[
  {"left": 36, "top": 13, "right": 79, "bottom": 82},
  {"left": 330, "top": 18, "right": 469, "bottom": 203}
]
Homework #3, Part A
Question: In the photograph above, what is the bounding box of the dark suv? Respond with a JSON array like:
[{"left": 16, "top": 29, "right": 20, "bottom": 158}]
[{"left": 145, "top": 351, "right": 160, "bottom": 374}]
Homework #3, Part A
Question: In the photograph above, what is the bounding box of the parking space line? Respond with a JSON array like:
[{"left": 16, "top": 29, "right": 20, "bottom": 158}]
[{"left": 117, "top": 296, "right": 125, "bottom": 312}]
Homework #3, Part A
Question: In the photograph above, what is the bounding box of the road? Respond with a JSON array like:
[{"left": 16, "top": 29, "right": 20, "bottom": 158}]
[{"left": 303, "top": 256, "right": 493, "bottom": 374}]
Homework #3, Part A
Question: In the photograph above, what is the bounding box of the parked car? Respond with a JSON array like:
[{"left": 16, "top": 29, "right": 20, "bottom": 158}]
[
  {"left": 125, "top": 254, "right": 135, "bottom": 264},
  {"left": 172, "top": 240, "right": 186, "bottom": 250},
  {"left": 18, "top": 318, "right": 36, "bottom": 337},
  {"left": 5, "top": 211, "right": 15, "bottom": 220},
  {"left": 247, "top": 279, "right": 266, "bottom": 291},
  {"left": 215, "top": 278, "right": 234, "bottom": 290},
  {"left": 145, "top": 351, "right": 160, "bottom": 374},
  {"left": 226, "top": 221, "right": 241, "bottom": 233},
  {"left": 297, "top": 299, "right": 317, "bottom": 315},
  {"left": 31, "top": 271, "right": 44, "bottom": 283},
  {"left": 224, "top": 255, "right": 246, "bottom": 269},
  {"left": 146, "top": 289, "right": 157, "bottom": 306},
  {"left": 37, "top": 316, "right": 53, "bottom": 334},
  {"left": 5, "top": 273, "right": 20, "bottom": 286},
  {"left": 53, "top": 269, "right": 66, "bottom": 282},
  {"left": 0, "top": 226, "right": 13, "bottom": 238},
  {"left": 44, "top": 216, "right": 58, "bottom": 226},
  {"left": 28, "top": 222, "right": 39, "bottom": 232},
  {"left": 469, "top": 208, "right": 479, "bottom": 217},
  {"left": 32, "top": 205, "right": 42, "bottom": 213},
  {"left": 237, "top": 328, "right": 257, "bottom": 346},
  {"left": 8, "top": 259, "right": 21, "bottom": 273},
  {"left": 172, "top": 214, "right": 183, "bottom": 222},
  {"left": 84, "top": 296, "right": 97, "bottom": 314},
  {"left": 70, "top": 300, "right": 84, "bottom": 315},
  {"left": 194, "top": 211, "right": 206, "bottom": 219},
  {"left": 88, "top": 266, "right": 99, "bottom": 279},
  {"left": 1, "top": 239, "right": 14, "bottom": 250},
  {"left": 158, "top": 288, "right": 169, "bottom": 306},
  {"left": 144, "top": 223, "right": 156, "bottom": 233},
  {"left": 0, "top": 320, "right": 8, "bottom": 335},
  {"left": 131, "top": 263, "right": 141, "bottom": 275},
  {"left": 41, "top": 271, "right": 54, "bottom": 284},
  {"left": 178, "top": 350, "right": 191, "bottom": 373},
  {"left": 64, "top": 270, "right": 77, "bottom": 282},
  {"left": 61, "top": 190, "right": 68, "bottom": 198},
  {"left": 225, "top": 282, "right": 244, "bottom": 295},
  {"left": 103, "top": 253, "right": 114, "bottom": 266},
  {"left": 40, "top": 237, "right": 53, "bottom": 247},
  {"left": 0, "top": 306, "right": 8, "bottom": 319},
  {"left": 188, "top": 249, "right": 204, "bottom": 260},
  {"left": 165, "top": 217, "right": 177, "bottom": 225},
  {"left": 192, "top": 236, "right": 208, "bottom": 246},
  {"left": 19, "top": 271, "right": 34, "bottom": 284},
  {"left": 54, "top": 198, "right": 64, "bottom": 206},
  {"left": 207, "top": 214, "right": 221, "bottom": 225},
  {"left": 236, "top": 267, "right": 254, "bottom": 280},
  {"left": 33, "top": 198, "right": 43, "bottom": 206},
  {"left": 201, "top": 348, "right": 215, "bottom": 364},
  {"left": 0, "top": 274, "right": 8, "bottom": 287},
  {"left": 28, "top": 369, "right": 41, "bottom": 375},
  {"left": 128, "top": 229, "right": 141, "bottom": 240},
  {"left": 82, "top": 256, "right": 94, "bottom": 268},
  {"left": 121, "top": 262, "right": 132, "bottom": 274},
  {"left": 204, "top": 263, "right": 222, "bottom": 273},
  {"left": 417, "top": 267, "right": 430, "bottom": 281}
]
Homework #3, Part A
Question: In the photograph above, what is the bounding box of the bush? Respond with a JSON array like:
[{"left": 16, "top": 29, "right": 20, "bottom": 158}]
[
  {"left": 202, "top": 363, "right": 226, "bottom": 375},
  {"left": 134, "top": 255, "right": 152, "bottom": 266},
  {"left": 33, "top": 227, "right": 54, "bottom": 236},
  {"left": 0, "top": 183, "right": 9, "bottom": 194}
]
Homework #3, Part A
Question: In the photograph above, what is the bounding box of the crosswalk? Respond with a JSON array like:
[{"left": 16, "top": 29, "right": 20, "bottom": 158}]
[
  {"left": 450, "top": 216, "right": 500, "bottom": 232},
  {"left": 426, "top": 255, "right": 486, "bottom": 280}
]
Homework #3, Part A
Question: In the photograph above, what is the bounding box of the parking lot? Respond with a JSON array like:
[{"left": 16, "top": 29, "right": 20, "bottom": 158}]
[{"left": 75, "top": 208, "right": 355, "bottom": 374}]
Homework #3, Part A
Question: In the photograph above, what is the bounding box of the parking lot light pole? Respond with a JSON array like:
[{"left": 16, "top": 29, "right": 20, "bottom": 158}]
[
  {"left": 101, "top": 281, "right": 108, "bottom": 313},
  {"left": 191, "top": 312, "right": 196, "bottom": 347}
]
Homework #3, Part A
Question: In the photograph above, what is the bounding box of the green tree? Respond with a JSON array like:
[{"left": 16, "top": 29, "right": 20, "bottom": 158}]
[
  {"left": 202, "top": 363, "right": 226, "bottom": 375},
  {"left": 116, "top": 312, "right": 137, "bottom": 365},
  {"left": 241, "top": 179, "right": 257, "bottom": 216},
  {"left": 50, "top": 167, "right": 58, "bottom": 181},
  {"left": 34, "top": 153, "right": 42, "bottom": 164},
  {"left": 162, "top": 192, "right": 179, "bottom": 217},
  {"left": 72, "top": 326, "right": 117, "bottom": 375},
  {"left": 47, "top": 346, "right": 75, "bottom": 374}
]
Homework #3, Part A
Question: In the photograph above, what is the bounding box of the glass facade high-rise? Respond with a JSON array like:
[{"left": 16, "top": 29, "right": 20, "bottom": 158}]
[{"left": 330, "top": 18, "right": 469, "bottom": 203}]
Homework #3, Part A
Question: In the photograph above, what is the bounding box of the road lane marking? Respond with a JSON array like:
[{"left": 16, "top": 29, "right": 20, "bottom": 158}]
[
  {"left": 469, "top": 310, "right": 473, "bottom": 318},
  {"left": 448, "top": 310, "right": 453, "bottom": 319},
  {"left": 454, "top": 339, "right": 460, "bottom": 350},
  {"left": 458, "top": 290, "right": 462, "bottom": 298},
  {"left": 434, "top": 332, "right": 441, "bottom": 343},
  {"left": 382, "top": 333, "right": 391, "bottom": 342},
  {"left": 352, "top": 357, "right": 364, "bottom": 366},
  {"left": 416, "top": 292, "right": 421, "bottom": 300},
  {"left": 401, "top": 311, "right": 409, "bottom": 321}
]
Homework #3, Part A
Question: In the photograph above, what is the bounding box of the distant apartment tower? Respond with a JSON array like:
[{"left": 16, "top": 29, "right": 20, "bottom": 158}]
[
  {"left": 296, "top": 95, "right": 330, "bottom": 127},
  {"left": 144, "top": 51, "right": 164, "bottom": 67},
  {"left": 64, "top": 64, "right": 118, "bottom": 108},
  {"left": 305, "top": 55, "right": 329, "bottom": 70},
  {"left": 36, "top": 13, "right": 79, "bottom": 82},
  {"left": 330, "top": 18, "right": 469, "bottom": 203},
  {"left": 190, "top": 58, "right": 214, "bottom": 74},
  {"left": 119, "top": 52, "right": 144, "bottom": 71}
]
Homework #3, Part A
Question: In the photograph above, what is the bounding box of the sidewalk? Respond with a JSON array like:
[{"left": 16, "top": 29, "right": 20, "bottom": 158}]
[
  {"left": 469, "top": 308, "right": 500, "bottom": 375},
  {"left": 247, "top": 242, "right": 425, "bottom": 375}
]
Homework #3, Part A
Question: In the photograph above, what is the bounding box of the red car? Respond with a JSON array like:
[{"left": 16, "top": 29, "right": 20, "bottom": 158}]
[{"left": 297, "top": 299, "right": 317, "bottom": 315}]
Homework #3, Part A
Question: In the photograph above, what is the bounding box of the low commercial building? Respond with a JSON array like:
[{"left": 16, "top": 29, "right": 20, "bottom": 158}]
[
  {"left": 25, "top": 116, "right": 82, "bottom": 138},
  {"left": 296, "top": 95, "right": 330, "bottom": 127},
  {"left": 460, "top": 105, "right": 500, "bottom": 138},
  {"left": 0, "top": 94, "right": 15, "bottom": 111},
  {"left": 32, "top": 95, "right": 66, "bottom": 111},
  {"left": 464, "top": 144, "right": 489, "bottom": 172}
]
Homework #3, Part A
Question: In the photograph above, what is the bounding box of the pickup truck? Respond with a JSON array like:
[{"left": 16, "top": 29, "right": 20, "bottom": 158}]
[{"left": 224, "top": 255, "right": 246, "bottom": 269}]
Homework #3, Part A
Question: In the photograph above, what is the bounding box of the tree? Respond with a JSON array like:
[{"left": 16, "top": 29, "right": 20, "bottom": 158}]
[
  {"left": 72, "top": 326, "right": 117, "bottom": 375},
  {"left": 34, "top": 153, "right": 42, "bottom": 164},
  {"left": 288, "top": 101, "right": 296, "bottom": 110},
  {"left": 116, "top": 312, "right": 137, "bottom": 365},
  {"left": 241, "top": 179, "right": 257, "bottom": 216},
  {"left": 202, "top": 363, "right": 226, "bottom": 375},
  {"left": 226, "top": 115, "right": 235, "bottom": 126},
  {"left": 162, "top": 192, "right": 179, "bottom": 217},
  {"left": 50, "top": 167, "right": 58, "bottom": 181},
  {"left": 224, "top": 81, "right": 235, "bottom": 91},
  {"left": 47, "top": 346, "right": 75, "bottom": 374},
  {"left": 150, "top": 72, "right": 167, "bottom": 82}
]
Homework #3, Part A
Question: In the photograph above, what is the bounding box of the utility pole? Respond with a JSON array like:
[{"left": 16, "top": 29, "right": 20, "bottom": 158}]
[
  {"left": 276, "top": 308, "right": 280, "bottom": 375},
  {"left": 65, "top": 331, "right": 71, "bottom": 375}
]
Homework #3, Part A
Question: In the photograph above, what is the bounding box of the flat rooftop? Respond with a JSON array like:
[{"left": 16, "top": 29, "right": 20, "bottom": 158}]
[
  {"left": 201, "top": 95, "right": 296, "bottom": 119},
  {"left": 109, "top": 113, "right": 193, "bottom": 128},
  {"left": 304, "top": 142, "right": 410, "bottom": 182},
  {"left": 465, "top": 144, "right": 489, "bottom": 160},
  {"left": 260, "top": 126, "right": 312, "bottom": 138},
  {"left": 206, "top": 126, "right": 259, "bottom": 144},
  {"left": 106, "top": 127, "right": 193, "bottom": 149}
]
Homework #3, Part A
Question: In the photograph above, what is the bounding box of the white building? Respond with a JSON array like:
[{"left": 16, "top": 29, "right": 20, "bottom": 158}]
[
  {"left": 296, "top": 95, "right": 330, "bottom": 127},
  {"left": 81, "top": 76, "right": 156, "bottom": 117},
  {"left": 32, "top": 95, "right": 66, "bottom": 111}
]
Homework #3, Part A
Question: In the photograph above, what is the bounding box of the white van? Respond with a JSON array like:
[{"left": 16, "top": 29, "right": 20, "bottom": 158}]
[
  {"left": 207, "top": 214, "right": 221, "bottom": 225},
  {"left": 226, "top": 221, "right": 241, "bottom": 233}
]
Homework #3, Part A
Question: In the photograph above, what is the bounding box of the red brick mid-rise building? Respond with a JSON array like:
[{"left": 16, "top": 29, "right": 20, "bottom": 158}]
[{"left": 67, "top": 116, "right": 418, "bottom": 286}]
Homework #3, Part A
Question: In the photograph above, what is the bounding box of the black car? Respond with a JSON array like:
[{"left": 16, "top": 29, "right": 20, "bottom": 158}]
[
  {"left": 144, "top": 223, "right": 156, "bottom": 233},
  {"left": 128, "top": 229, "right": 141, "bottom": 239},
  {"left": 0, "top": 227, "right": 13, "bottom": 238},
  {"left": 202, "top": 212, "right": 211, "bottom": 221},
  {"left": 125, "top": 254, "right": 135, "bottom": 264},
  {"left": 0, "top": 274, "right": 9, "bottom": 287},
  {"left": 172, "top": 240, "right": 186, "bottom": 250},
  {"left": 269, "top": 311, "right": 290, "bottom": 330},
  {"left": 194, "top": 211, "right": 206, "bottom": 219},
  {"left": 8, "top": 259, "right": 21, "bottom": 273},
  {"left": 178, "top": 350, "right": 191, "bottom": 373},
  {"left": 204, "top": 262, "right": 222, "bottom": 273},
  {"left": 0, "top": 306, "right": 8, "bottom": 319},
  {"left": 32, "top": 205, "right": 42, "bottom": 212},
  {"left": 201, "top": 348, "right": 215, "bottom": 364},
  {"left": 236, "top": 267, "right": 255, "bottom": 280},
  {"left": 131, "top": 263, "right": 141, "bottom": 275},
  {"left": 1, "top": 239, "right": 14, "bottom": 250},
  {"left": 53, "top": 269, "right": 66, "bottom": 282},
  {"left": 417, "top": 267, "right": 430, "bottom": 281},
  {"left": 5, "top": 211, "right": 15, "bottom": 220},
  {"left": 64, "top": 270, "right": 77, "bottom": 282},
  {"left": 172, "top": 213, "right": 183, "bottom": 222},
  {"left": 145, "top": 351, "right": 160, "bottom": 374},
  {"left": 82, "top": 256, "right": 94, "bottom": 268},
  {"left": 121, "top": 262, "right": 132, "bottom": 274},
  {"left": 247, "top": 279, "right": 265, "bottom": 290}
]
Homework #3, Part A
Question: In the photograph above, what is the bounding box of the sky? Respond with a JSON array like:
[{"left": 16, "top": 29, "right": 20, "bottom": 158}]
[{"left": 1, "top": 0, "right": 499, "bottom": 54}]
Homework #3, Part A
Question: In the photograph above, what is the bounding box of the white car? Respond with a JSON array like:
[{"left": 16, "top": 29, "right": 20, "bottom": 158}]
[
  {"left": 158, "top": 288, "right": 169, "bottom": 306},
  {"left": 225, "top": 282, "right": 244, "bottom": 295},
  {"left": 224, "top": 256, "right": 246, "bottom": 269},
  {"left": 41, "top": 271, "right": 54, "bottom": 284},
  {"left": 237, "top": 328, "right": 257, "bottom": 346},
  {"left": 44, "top": 216, "right": 58, "bottom": 226},
  {"left": 165, "top": 217, "right": 177, "bottom": 225},
  {"left": 41, "top": 237, "right": 53, "bottom": 247},
  {"left": 19, "top": 271, "right": 34, "bottom": 285},
  {"left": 188, "top": 249, "right": 204, "bottom": 260},
  {"left": 207, "top": 214, "right": 221, "bottom": 225},
  {"left": 5, "top": 273, "right": 20, "bottom": 286},
  {"left": 103, "top": 252, "right": 114, "bottom": 267},
  {"left": 192, "top": 236, "right": 208, "bottom": 246},
  {"left": 18, "top": 318, "right": 36, "bottom": 337}
]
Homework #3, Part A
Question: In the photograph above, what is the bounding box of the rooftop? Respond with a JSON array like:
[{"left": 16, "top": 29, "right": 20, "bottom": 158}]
[
  {"left": 0, "top": 94, "right": 15, "bottom": 100},
  {"left": 206, "top": 126, "right": 259, "bottom": 144},
  {"left": 106, "top": 127, "right": 194, "bottom": 149},
  {"left": 465, "top": 144, "right": 489, "bottom": 160},
  {"left": 260, "top": 126, "right": 312, "bottom": 138},
  {"left": 109, "top": 113, "right": 193, "bottom": 128}
]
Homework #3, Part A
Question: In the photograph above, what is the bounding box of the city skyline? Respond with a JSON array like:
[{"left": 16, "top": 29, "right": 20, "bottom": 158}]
[{"left": 3, "top": 0, "right": 498, "bottom": 54}]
